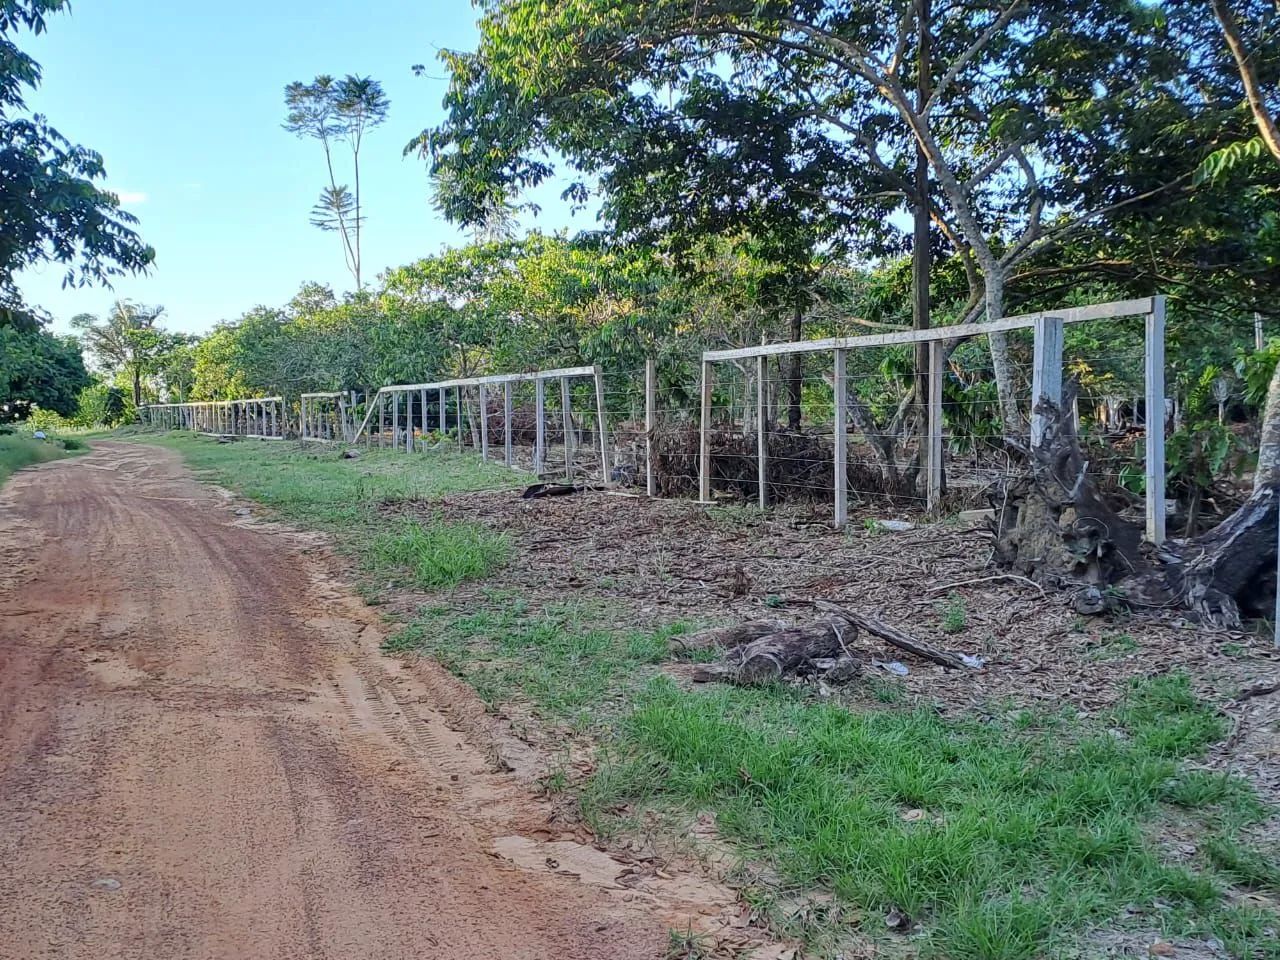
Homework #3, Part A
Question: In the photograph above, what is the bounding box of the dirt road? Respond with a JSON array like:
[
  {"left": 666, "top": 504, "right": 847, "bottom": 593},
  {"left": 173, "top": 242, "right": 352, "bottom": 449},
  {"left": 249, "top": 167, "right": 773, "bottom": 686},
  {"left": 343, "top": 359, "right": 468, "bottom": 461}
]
[{"left": 0, "top": 443, "right": 722, "bottom": 960}]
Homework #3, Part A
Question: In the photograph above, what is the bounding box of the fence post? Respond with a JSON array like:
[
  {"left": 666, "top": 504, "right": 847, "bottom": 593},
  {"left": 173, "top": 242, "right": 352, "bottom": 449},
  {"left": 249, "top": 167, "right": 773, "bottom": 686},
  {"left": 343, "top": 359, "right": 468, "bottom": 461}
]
[
  {"left": 300, "top": 397, "right": 308, "bottom": 442},
  {"left": 560, "top": 376, "right": 575, "bottom": 480},
  {"left": 496, "top": 381, "right": 509, "bottom": 466},
  {"left": 699, "top": 359, "right": 713, "bottom": 503},
  {"left": 926, "top": 341, "right": 945, "bottom": 511},
  {"left": 834, "top": 348, "right": 848, "bottom": 529},
  {"left": 645, "top": 357, "right": 658, "bottom": 497},
  {"left": 535, "top": 378, "right": 546, "bottom": 474},
  {"left": 479, "top": 383, "right": 489, "bottom": 461},
  {"left": 408, "top": 390, "right": 416, "bottom": 453},
  {"left": 378, "top": 393, "right": 387, "bottom": 446},
  {"left": 1031, "top": 314, "right": 1064, "bottom": 449},
  {"left": 457, "top": 387, "right": 464, "bottom": 450},
  {"left": 1145, "top": 296, "right": 1167, "bottom": 545},
  {"left": 757, "top": 355, "right": 768, "bottom": 510},
  {"left": 593, "top": 364, "right": 611, "bottom": 485},
  {"left": 392, "top": 391, "right": 400, "bottom": 452},
  {"left": 418, "top": 389, "right": 427, "bottom": 450}
]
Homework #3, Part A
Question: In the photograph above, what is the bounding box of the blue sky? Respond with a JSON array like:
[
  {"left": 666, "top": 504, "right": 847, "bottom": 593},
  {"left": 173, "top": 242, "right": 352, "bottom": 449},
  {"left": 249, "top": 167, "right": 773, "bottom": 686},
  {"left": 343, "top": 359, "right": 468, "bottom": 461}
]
[{"left": 17, "top": 0, "right": 587, "bottom": 336}]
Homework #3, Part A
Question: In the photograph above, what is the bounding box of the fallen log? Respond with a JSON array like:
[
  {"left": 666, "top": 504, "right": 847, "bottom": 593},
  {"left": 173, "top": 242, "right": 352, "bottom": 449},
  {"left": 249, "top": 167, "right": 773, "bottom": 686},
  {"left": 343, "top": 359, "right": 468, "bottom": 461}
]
[
  {"left": 672, "top": 619, "right": 790, "bottom": 653},
  {"left": 692, "top": 617, "right": 859, "bottom": 686}
]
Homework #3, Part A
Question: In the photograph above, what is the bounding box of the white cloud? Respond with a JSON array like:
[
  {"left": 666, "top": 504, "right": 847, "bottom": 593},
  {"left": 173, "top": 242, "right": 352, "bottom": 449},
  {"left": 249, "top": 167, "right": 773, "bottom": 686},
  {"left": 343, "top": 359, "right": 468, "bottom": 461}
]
[{"left": 114, "top": 190, "right": 148, "bottom": 205}]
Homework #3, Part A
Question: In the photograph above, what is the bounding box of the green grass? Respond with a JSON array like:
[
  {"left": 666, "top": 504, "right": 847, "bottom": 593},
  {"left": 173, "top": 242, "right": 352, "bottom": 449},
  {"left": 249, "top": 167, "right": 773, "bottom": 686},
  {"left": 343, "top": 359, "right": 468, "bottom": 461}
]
[
  {"left": 578, "top": 673, "right": 1275, "bottom": 960},
  {"left": 386, "top": 597, "right": 690, "bottom": 729},
  {"left": 372, "top": 517, "right": 511, "bottom": 588},
  {"left": 143, "top": 433, "right": 519, "bottom": 529},
  {"left": 939, "top": 592, "right": 968, "bottom": 634},
  {"left": 0, "top": 432, "right": 83, "bottom": 488}
]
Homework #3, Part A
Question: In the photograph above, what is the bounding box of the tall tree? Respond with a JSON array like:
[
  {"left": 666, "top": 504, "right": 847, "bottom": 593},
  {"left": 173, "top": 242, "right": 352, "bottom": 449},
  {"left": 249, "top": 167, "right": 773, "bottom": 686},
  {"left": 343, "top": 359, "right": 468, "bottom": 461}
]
[
  {"left": 0, "top": 0, "right": 153, "bottom": 330},
  {"left": 284, "top": 74, "right": 389, "bottom": 289},
  {"left": 72, "top": 301, "right": 168, "bottom": 408}
]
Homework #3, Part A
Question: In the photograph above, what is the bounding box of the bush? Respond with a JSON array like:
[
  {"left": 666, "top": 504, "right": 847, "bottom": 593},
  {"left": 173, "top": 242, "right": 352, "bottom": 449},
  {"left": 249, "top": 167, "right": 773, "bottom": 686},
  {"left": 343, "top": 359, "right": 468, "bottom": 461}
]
[{"left": 72, "top": 382, "right": 131, "bottom": 427}]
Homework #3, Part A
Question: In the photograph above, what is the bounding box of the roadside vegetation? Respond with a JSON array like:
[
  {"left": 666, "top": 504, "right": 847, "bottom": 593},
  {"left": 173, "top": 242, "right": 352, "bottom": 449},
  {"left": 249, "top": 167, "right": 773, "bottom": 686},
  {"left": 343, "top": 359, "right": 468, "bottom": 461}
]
[
  {"left": 139, "top": 432, "right": 518, "bottom": 590},
  {"left": 144, "top": 432, "right": 1279, "bottom": 960},
  {"left": 0, "top": 428, "right": 86, "bottom": 489}
]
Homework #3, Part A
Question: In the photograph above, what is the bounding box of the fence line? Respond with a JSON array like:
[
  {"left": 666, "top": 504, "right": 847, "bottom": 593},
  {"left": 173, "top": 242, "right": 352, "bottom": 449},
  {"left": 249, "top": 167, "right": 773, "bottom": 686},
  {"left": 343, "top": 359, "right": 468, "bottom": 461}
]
[
  {"left": 350, "top": 364, "right": 613, "bottom": 484},
  {"left": 696, "top": 296, "right": 1167, "bottom": 542},
  {"left": 135, "top": 297, "right": 1171, "bottom": 547},
  {"left": 141, "top": 397, "right": 286, "bottom": 440},
  {"left": 300, "top": 391, "right": 358, "bottom": 444}
]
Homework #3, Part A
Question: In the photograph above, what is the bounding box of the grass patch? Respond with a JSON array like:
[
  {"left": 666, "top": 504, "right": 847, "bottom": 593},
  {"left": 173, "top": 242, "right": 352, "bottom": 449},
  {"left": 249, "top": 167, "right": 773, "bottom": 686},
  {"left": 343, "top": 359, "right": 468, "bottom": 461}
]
[
  {"left": 581, "top": 673, "right": 1274, "bottom": 960},
  {"left": 142, "top": 433, "right": 518, "bottom": 530},
  {"left": 387, "top": 598, "right": 690, "bottom": 728},
  {"left": 0, "top": 432, "right": 82, "bottom": 488},
  {"left": 130, "top": 433, "right": 519, "bottom": 596},
  {"left": 371, "top": 517, "right": 510, "bottom": 588}
]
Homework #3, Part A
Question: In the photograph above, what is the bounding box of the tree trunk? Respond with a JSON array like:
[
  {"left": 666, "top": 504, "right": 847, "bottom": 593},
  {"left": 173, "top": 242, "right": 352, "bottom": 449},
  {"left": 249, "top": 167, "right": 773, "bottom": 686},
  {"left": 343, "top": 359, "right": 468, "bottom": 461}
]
[
  {"left": 995, "top": 398, "right": 1277, "bottom": 628},
  {"left": 913, "top": 0, "right": 932, "bottom": 418},
  {"left": 983, "top": 273, "right": 1021, "bottom": 437},
  {"left": 132, "top": 367, "right": 142, "bottom": 409},
  {"left": 691, "top": 617, "right": 856, "bottom": 685}
]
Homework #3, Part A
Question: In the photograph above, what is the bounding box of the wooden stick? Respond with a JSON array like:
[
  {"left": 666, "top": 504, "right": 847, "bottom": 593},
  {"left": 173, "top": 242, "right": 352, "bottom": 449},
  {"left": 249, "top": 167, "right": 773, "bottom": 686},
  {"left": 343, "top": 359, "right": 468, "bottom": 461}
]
[
  {"left": 815, "top": 601, "right": 973, "bottom": 670},
  {"left": 926, "top": 574, "right": 1046, "bottom": 599}
]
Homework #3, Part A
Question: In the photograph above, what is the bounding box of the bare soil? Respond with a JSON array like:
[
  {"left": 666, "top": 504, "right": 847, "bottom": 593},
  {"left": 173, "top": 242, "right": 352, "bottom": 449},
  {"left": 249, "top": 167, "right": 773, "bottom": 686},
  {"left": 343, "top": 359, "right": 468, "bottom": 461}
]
[{"left": 0, "top": 442, "right": 734, "bottom": 960}]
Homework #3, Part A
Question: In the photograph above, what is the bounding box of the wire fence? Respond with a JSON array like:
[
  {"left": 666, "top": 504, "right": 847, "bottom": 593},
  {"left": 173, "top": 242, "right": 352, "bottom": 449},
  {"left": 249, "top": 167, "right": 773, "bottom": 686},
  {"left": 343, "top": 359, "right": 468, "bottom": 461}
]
[
  {"left": 141, "top": 397, "right": 286, "bottom": 440},
  {"left": 141, "top": 298, "right": 1168, "bottom": 540}
]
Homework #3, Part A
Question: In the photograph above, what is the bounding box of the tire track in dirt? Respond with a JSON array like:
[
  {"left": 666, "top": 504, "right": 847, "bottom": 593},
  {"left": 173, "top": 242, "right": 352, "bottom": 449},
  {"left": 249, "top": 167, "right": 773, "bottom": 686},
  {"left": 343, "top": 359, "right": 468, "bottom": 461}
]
[{"left": 0, "top": 441, "right": 733, "bottom": 960}]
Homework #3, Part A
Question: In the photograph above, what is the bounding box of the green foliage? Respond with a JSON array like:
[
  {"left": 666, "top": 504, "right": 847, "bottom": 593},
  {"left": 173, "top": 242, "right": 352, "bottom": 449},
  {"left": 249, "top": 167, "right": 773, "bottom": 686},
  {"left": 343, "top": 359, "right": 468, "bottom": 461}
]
[
  {"left": 1166, "top": 420, "right": 1249, "bottom": 494},
  {"left": 0, "top": 0, "right": 153, "bottom": 327},
  {"left": 284, "top": 74, "right": 390, "bottom": 286},
  {"left": 1195, "top": 136, "right": 1269, "bottom": 186},
  {"left": 1237, "top": 339, "right": 1280, "bottom": 410},
  {"left": 0, "top": 324, "right": 89, "bottom": 421},
  {"left": 73, "top": 381, "right": 129, "bottom": 426},
  {"left": 938, "top": 593, "right": 967, "bottom": 634},
  {"left": 71, "top": 301, "right": 186, "bottom": 408}
]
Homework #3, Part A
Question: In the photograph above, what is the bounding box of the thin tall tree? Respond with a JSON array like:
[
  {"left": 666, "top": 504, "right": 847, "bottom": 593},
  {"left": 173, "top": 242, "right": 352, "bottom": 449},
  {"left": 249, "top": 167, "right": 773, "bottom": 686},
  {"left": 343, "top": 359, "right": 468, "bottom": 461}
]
[{"left": 284, "top": 75, "right": 389, "bottom": 289}]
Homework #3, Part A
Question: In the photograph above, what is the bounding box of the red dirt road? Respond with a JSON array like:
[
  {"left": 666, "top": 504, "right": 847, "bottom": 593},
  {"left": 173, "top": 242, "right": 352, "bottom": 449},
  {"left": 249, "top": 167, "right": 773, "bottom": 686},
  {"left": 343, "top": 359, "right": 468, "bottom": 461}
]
[{"left": 0, "top": 443, "right": 717, "bottom": 959}]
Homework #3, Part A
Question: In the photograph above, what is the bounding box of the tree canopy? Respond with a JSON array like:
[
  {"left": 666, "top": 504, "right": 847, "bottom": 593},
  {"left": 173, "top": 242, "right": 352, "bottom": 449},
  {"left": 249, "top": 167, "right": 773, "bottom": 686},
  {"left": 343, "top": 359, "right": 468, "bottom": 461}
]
[{"left": 0, "top": 0, "right": 153, "bottom": 331}]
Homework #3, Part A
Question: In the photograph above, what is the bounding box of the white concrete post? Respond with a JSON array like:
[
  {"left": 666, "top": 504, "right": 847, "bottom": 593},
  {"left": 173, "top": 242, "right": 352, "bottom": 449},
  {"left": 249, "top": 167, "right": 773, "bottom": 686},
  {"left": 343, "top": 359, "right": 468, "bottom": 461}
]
[
  {"left": 1031, "top": 314, "right": 1064, "bottom": 449},
  {"left": 1145, "top": 296, "right": 1167, "bottom": 545},
  {"left": 757, "top": 355, "right": 768, "bottom": 510},
  {"left": 833, "top": 349, "right": 848, "bottom": 529},
  {"left": 645, "top": 357, "right": 657, "bottom": 497}
]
